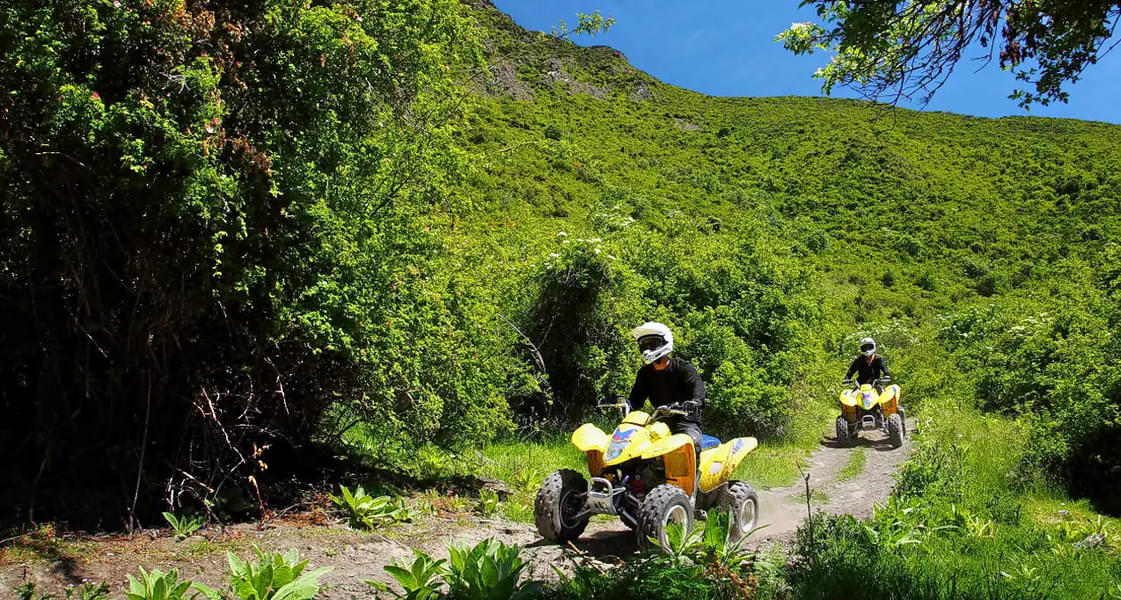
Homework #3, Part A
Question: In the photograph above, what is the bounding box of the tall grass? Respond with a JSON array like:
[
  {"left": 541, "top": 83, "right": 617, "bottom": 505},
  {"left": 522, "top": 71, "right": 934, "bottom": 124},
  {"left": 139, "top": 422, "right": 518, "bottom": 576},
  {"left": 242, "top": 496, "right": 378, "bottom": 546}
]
[{"left": 791, "top": 410, "right": 1121, "bottom": 600}]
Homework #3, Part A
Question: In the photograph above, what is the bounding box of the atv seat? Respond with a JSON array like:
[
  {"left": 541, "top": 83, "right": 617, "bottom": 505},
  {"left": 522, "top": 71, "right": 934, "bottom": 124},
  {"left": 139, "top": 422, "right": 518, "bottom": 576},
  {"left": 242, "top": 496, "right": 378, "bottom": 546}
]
[{"left": 700, "top": 434, "right": 721, "bottom": 450}]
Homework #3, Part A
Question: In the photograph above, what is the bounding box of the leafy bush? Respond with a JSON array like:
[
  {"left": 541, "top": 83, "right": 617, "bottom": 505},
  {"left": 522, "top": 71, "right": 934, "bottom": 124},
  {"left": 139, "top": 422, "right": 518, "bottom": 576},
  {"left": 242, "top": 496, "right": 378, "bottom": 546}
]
[
  {"left": 162, "top": 512, "right": 204, "bottom": 541},
  {"left": 367, "top": 549, "right": 448, "bottom": 600},
  {"left": 940, "top": 284, "right": 1121, "bottom": 511},
  {"left": 547, "top": 511, "right": 767, "bottom": 600},
  {"left": 330, "top": 485, "right": 410, "bottom": 530},
  {"left": 0, "top": 0, "right": 489, "bottom": 524},
  {"left": 225, "top": 548, "right": 331, "bottom": 600},
  {"left": 445, "top": 539, "right": 540, "bottom": 600},
  {"left": 476, "top": 489, "right": 501, "bottom": 518},
  {"left": 515, "top": 238, "right": 638, "bottom": 422},
  {"left": 368, "top": 540, "right": 538, "bottom": 600},
  {"left": 125, "top": 568, "right": 211, "bottom": 600}
]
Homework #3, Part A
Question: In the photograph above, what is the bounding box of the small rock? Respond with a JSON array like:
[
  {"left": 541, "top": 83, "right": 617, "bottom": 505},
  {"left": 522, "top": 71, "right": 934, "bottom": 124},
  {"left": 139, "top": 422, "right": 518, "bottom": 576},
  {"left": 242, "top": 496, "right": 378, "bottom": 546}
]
[
  {"left": 1057, "top": 509, "right": 1071, "bottom": 519},
  {"left": 1074, "top": 533, "right": 1107, "bottom": 550}
]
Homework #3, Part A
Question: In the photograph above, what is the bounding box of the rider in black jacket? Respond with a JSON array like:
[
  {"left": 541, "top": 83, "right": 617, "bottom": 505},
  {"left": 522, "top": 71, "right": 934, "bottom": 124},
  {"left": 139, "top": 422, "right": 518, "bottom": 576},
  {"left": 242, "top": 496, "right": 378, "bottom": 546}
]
[
  {"left": 627, "top": 322, "right": 705, "bottom": 456},
  {"left": 845, "top": 337, "right": 891, "bottom": 389}
]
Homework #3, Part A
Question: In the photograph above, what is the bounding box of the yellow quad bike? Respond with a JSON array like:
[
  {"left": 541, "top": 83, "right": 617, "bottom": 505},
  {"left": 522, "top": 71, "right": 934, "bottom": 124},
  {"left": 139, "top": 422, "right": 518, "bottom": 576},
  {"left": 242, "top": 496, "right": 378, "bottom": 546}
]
[
  {"left": 534, "top": 401, "right": 760, "bottom": 550},
  {"left": 837, "top": 377, "right": 906, "bottom": 448}
]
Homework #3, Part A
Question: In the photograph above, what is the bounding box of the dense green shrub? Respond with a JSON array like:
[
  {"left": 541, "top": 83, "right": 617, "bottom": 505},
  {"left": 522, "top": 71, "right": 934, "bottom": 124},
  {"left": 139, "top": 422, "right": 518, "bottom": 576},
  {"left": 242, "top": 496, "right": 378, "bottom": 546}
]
[
  {"left": 514, "top": 238, "right": 639, "bottom": 421},
  {"left": 940, "top": 275, "right": 1121, "bottom": 512},
  {"left": 0, "top": 0, "right": 496, "bottom": 524}
]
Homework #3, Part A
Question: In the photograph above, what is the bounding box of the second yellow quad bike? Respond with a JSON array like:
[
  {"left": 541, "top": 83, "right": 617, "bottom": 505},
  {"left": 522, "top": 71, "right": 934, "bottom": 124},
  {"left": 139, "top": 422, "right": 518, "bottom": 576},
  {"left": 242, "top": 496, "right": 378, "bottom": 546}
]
[
  {"left": 837, "top": 377, "right": 906, "bottom": 448},
  {"left": 534, "top": 401, "right": 760, "bottom": 550}
]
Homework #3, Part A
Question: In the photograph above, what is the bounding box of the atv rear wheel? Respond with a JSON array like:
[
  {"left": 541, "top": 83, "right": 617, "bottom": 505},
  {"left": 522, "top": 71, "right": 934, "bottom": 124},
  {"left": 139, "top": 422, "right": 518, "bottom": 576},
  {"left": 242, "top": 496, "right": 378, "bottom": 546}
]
[
  {"left": 887, "top": 413, "right": 904, "bottom": 448},
  {"left": 535, "top": 469, "right": 590, "bottom": 543},
  {"left": 835, "top": 416, "right": 851, "bottom": 447},
  {"left": 898, "top": 406, "right": 908, "bottom": 437},
  {"left": 638, "top": 484, "right": 693, "bottom": 551},
  {"left": 719, "top": 481, "right": 760, "bottom": 543}
]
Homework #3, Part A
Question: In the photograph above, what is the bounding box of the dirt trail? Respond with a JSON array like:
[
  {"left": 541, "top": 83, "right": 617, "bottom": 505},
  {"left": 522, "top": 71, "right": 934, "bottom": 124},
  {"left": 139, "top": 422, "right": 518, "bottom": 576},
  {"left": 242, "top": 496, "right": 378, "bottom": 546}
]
[
  {"left": 751, "top": 419, "right": 916, "bottom": 546},
  {"left": 1, "top": 424, "right": 913, "bottom": 598}
]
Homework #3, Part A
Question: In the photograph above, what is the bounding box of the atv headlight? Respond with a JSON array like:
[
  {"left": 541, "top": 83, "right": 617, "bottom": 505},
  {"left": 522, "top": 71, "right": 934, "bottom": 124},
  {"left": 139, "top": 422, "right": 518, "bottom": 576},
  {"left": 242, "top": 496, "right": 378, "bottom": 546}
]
[{"left": 605, "top": 441, "right": 627, "bottom": 462}]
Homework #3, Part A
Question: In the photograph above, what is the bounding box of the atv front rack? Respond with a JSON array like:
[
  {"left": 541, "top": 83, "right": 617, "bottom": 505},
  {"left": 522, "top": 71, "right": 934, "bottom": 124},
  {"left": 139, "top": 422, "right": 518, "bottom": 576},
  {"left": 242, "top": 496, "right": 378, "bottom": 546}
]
[{"left": 583, "top": 476, "right": 622, "bottom": 517}]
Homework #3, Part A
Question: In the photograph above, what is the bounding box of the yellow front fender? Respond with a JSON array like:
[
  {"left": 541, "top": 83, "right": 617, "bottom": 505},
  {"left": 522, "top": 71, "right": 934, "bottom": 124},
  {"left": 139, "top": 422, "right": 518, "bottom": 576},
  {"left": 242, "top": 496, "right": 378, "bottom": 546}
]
[
  {"left": 571, "top": 424, "right": 609, "bottom": 453},
  {"left": 641, "top": 433, "right": 694, "bottom": 459},
  {"left": 640, "top": 433, "right": 697, "bottom": 494}
]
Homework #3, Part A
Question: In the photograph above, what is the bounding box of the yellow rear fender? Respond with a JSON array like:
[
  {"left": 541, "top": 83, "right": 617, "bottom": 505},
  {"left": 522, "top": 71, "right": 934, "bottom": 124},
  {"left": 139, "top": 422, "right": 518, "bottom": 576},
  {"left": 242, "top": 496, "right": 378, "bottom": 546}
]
[
  {"left": 699, "top": 437, "right": 758, "bottom": 492},
  {"left": 641, "top": 433, "right": 694, "bottom": 460},
  {"left": 571, "top": 424, "right": 609, "bottom": 453}
]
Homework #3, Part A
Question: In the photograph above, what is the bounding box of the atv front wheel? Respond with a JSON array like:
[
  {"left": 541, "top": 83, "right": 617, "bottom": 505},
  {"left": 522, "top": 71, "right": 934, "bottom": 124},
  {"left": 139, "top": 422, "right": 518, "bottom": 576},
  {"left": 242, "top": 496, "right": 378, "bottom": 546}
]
[
  {"left": 719, "top": 481, "right": 760, "bottom": 543},
  {"left": 638, "top": 484, "right": 693, "bottom": 551},
  {"left": 887, "top": 413, "right": 904, "bottom": 448},
  {"left": 898, "top": 406, "right": 908, "bottom": 437},
  {"left": 534, "top": 469, "right": 590, "bottom": 543},
  {"left": 835, "top": 416, "right": 851, "bottom": 447}
]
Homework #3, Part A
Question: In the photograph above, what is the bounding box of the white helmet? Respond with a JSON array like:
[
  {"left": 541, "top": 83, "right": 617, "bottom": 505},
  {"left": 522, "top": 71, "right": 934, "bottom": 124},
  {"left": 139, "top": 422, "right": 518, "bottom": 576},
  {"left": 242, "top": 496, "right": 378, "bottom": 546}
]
[
  {"left": 632, "top": 322, "right": 674, "bottom": 364},
  {"left": 859, "top": 337, "right": 876, "bottom": 357}
]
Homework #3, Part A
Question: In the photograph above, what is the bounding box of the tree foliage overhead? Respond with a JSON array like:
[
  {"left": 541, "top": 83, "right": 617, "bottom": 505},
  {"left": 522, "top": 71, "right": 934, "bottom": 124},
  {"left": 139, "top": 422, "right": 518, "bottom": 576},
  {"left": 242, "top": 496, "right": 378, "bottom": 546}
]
[{"left": 778, "top": 0, "right": 1121, "bottom": 107}]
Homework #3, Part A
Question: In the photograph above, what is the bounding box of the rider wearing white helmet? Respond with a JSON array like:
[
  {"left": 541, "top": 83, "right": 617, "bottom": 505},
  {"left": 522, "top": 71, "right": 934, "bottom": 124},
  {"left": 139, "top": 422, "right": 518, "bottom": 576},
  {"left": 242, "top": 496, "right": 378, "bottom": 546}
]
[
  {"left": 845, "top": 337, "right": 891, "bottom": 389},
  {"left": 627, "top": 322, "right": 705, "bottom": 458}
]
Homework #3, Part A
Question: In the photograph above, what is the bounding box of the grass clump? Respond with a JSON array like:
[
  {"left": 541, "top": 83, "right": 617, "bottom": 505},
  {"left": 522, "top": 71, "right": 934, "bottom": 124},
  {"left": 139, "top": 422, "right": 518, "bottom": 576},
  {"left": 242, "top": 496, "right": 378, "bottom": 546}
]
[{"left": 834, "top": 447, "right": 866, "bottom": 482}]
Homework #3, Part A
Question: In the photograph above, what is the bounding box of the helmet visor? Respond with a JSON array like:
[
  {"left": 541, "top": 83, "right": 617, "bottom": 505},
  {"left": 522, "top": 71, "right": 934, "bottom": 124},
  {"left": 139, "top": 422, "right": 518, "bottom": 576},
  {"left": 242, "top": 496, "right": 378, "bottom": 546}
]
[
  {"left": 860, "top": 342, "right": 875, "bottom": 353},
  {"left": 637, "top": 335, "right": 666, "bottom": 353}
]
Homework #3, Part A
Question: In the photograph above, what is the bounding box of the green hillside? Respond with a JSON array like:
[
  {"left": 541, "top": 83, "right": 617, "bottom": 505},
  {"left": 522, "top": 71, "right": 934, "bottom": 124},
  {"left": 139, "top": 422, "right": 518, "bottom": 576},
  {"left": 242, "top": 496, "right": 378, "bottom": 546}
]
[
  {"left": 449, "top": 5, "right": 1121, "bottom": 596},
  {"left": 453, "top": 1, "right": 1121, "bottom": 503}
]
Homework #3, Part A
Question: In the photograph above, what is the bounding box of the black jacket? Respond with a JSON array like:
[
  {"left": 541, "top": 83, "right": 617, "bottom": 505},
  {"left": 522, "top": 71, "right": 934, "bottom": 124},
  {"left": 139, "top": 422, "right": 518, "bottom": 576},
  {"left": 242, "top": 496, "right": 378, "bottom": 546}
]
[
  {"left": 845, "top": 355, "right": 890, "bottom": 385},
  {"left": 628, "top": 357, "right": 705, "bottom": 423}
]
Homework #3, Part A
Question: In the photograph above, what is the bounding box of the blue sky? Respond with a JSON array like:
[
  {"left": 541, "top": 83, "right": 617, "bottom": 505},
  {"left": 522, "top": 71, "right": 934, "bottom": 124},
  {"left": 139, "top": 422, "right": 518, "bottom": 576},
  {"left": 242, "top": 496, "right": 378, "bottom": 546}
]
[{"left": 491, "top": 0, "right": 1121, "bottom": 124}]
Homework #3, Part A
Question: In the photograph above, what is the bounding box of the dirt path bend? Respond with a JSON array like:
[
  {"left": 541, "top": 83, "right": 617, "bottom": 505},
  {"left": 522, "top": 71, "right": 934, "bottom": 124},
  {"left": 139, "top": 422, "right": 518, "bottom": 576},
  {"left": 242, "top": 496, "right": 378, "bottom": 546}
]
[
  {"left": 2, "top": 424, "right": 913, "bottom": 599},
  {"left": 751, "top": 419, "right": 916, "bottom": 546}
]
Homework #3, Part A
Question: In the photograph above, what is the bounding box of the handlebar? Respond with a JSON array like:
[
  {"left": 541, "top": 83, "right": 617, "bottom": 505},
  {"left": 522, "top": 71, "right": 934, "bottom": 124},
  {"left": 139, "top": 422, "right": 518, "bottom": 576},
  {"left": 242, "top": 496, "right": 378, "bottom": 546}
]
[
  {"left": 841, "top": 377, "right": 892, "bottom": 388},
  {"left": 653, "top": 400, "right": 701, "bottom": 418},
  {"left": 596, "top": 397, "right": 631, "bottom": 418}
]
